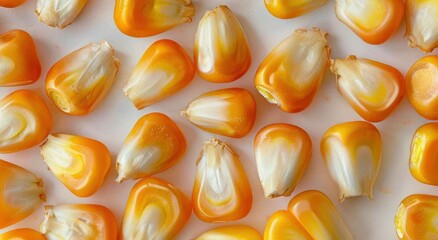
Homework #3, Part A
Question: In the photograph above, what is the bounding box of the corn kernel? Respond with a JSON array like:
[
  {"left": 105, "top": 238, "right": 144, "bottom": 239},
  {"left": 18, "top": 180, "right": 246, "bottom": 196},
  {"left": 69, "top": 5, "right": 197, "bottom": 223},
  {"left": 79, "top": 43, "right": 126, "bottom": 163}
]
[
  {"left": 192, "top": 138, "right": 252, "bottom": 223},
  {"left": 0, "top": 160, "right": 45, "bottom": 229},
  {"left": 264, "top": 0, "right": 327, "bottom": 19},
  {"left": 288, "top": 190, "right": 353, "bottom": 239},
  {"left": 114, "top": 0, "right": 195, "bottom": 37},
  {"left": 40, "top": 204, "right": 117, "bottom": 240},
  {"left": 0, "top": 228, "right": 45, "bottom": 240},
  {"left": 255, "top": 28, "right": 330, "bottom": 113},
  {"left": 36, "top": 0, "right": 88, "bottom": 28},
  {"left": 121, "top": 177, "right": 191, "bottom": 239},
  {"left": 395, "top": 194, "right": 438, "bottom": 240},
  {"left": 321, "top": 121, "right": 382, "bottom": 201},
  {"left": 335, "top": 0, "right": 404, "bottom": 44},
  {"left": 116, "top": 112, "right": 186, "bottom": 182},
  {"left": 124, "top": 39, "right": 195, "bottom": 109},
  {"left": 0, "top": 90, "right": 52, "bottom": 153},
  {"left": 406, "top": 0, "right": 438, "bottom": 52},
  {"left": 406, "top": 56, "right": 438, "bottom": 120},
  {"left": 254, "top": 123, "right": 312, "bottom": 198},
  {"left": 40, "top": 133, "right": 111, "bottom": 197},
  {"left": 181, "top": 88, "right": 256, "bottom": 138},
  {"left": 409, "top": 123, "right": 438, "bottom": 185},
  {"left": 0, "top": 29, "right": 41, "bottom": 86},
  {"left": 195, "top": 5, "right": 251, "bottom": 83},
  {"left": 196, "top": 225, "right": 262, "bottom": 240},
  {"left": 330, "top": 56, "right": 405, "bottom": 122},
  {"left": 0, "top": 0, "right": 25, "bottom": 8},
  {"left": 46, "top": 40, "right": 119, "bottom": 115},
  {"left": 264, "top": 210, "right": 312, "bottom": 240}
]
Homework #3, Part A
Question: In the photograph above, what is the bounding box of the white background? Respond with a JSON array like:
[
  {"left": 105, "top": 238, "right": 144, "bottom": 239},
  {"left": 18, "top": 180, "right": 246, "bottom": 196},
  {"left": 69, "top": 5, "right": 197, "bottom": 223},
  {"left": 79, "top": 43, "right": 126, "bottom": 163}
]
[{"left": 0, "top": 0, "right": 435, "bottom": 239}]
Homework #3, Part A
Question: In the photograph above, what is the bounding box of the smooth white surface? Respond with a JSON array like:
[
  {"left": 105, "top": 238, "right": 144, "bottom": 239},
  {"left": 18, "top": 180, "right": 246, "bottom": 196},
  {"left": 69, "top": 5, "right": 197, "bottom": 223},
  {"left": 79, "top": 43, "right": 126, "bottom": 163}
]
[{"left": 0, "top": 1, "right": 434, "bottom": 239}]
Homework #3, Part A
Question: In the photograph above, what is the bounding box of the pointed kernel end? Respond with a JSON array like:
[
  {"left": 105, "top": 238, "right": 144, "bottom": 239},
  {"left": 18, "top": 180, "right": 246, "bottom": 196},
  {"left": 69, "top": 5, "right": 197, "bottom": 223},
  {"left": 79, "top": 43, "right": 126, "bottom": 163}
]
[{"left": 115, "top": 175, "right": 125, "bottom": 183}]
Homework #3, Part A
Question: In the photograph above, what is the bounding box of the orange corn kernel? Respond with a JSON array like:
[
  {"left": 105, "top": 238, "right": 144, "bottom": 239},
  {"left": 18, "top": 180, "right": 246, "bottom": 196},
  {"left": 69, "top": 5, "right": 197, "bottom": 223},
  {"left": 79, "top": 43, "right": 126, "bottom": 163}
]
[
  {"left": 124, "top": 39, "right": 195, "bottom": 109},
  {"left": 121, "top": 177, "right": 191, "bottom": 239},
  {"left": 321, "top": 121, "right": 382, "bottom": 201},
  {"left": 196, "top": 225, "right": 262, "bottom": 240},
  {"left": 0, "top": 160, "right": 45, "bottom": 229},
  {"left": 181, "top": 88, "right": 256, "bottom": 138},
  {"left": 409, "top": 123, "right": 438, "bottom": 185},
  {"left": 330, "top": 56, "right": 405, "bottom": 122},
  {"left": 116, "top": 112, "right": 186, "bottom": 182},
  {"left": 255, "top": 28, "right": 330, "bottom": 113},
  {"left": 264, "top": 0, "right": 327, "bottom": 19},
  {"left": 0, "top": 90, "right": 52, "bottom": 153},
  {"left": 254, "top": 123, "right": 312, "bottom": 198},
  {"left": 40, "top": 133, "right": 111, "bottom": 197},
  {"left": 0, "top": 228, "right": 46, "bottom": 240},
  {"left": 36, "top": 0, "right": 88, "bottom": 29},
  {"left": 406, "top": 0, "right": 438, "bottom": 52},
  {"left": 40, "top": 204, "right": 117, "bottom": 240},
  {"left": 335, "top": 0, "right": 403, "bottom": 44},
  {"left": 406, "top": 56, "right": 438, "bottom": 120},
  {"left": 193, "top": 138, "right": 252, "bottom": 223},
  {"left": 0, "top": 29, "right": 41, "bottom": 86},
  {"left": 46, "top": 40, "right": 119, "bottom": 115},
  {"left": 288, "top": 190, "right": 353, "bottom": 239},
  {"left": 0, "top": 0, "right": 25, "bottom": 8},
  {"left": 264, "top": 210, "right": 312, "bottom": 240},
  {"left": 195, "top": 5, "right": 251, "bottom": 83},
  {"left": 395, "top": 194, "right": 438, "bottom": 240},
  {"left": 114, "top": 0, "right": 195, "bottom": 37}
]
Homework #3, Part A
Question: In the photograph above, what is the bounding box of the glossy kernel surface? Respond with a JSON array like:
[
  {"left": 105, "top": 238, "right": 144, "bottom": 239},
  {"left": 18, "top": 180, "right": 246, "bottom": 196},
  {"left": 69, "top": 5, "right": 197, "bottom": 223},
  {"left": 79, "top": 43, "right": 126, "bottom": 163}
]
[
  {"left": 395, "top": 194, "right": 438, "bottom": 240},
  {"left": 124, "top": 39, "right": 195, "bottom": 109},
  {"left": 406, "top": 56, "right": 438, "bottom": 120},
  {"left": 121, "top": 177, "right": 192, "bottom": 240},
  {"left": 330, "top": 56, "right": 405, "bottom": 122},
  {"left": 0, "top": 29, "right": 41, "bottom": 86},
  {"left": 335, "top": 0, "right": 404, "bottom": 44},
  {"left": 264, "top": 0, "right": 327, "bottom": 19},
  {"left": 409, "top": 123, "right": 438, "bottom": 185},
  {"left": 254, "top": 123, "right": 312, "bottom": 198},
  {"left": 321, "top": 121, "right": 382, "bottom": 201}
]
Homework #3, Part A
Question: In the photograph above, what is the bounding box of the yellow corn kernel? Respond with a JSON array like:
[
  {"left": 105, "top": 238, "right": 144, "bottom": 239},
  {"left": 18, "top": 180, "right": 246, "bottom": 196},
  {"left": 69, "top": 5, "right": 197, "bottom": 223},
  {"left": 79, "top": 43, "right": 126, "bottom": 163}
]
[
  {"left": 40, "top": 204, "right": 117, "bottom": 240},
  {"left": 181, "top": 88, "right": 256, "bottom": 138},
  {"left": 195, "top": 5, "right": 251, "bottom": 83},
  {"left": 321, "top": 121, "right": 382, "bottom": 201},
  {"left": 264, "top": 0, "right": 327, "bottom": 19},
  {"left": 330, "top": 56, "right": 405, "bottom": 122},
  {"left": 0, "top": 228, "right": 46, "bottom": 240},
  {"left": 46, "top": 40, "right": 119, "bottom": 115},
  {"left": 36, "top": 0, "right": 88, "bottom": 29},
  {"left": 254, "top": 123, "right": 312, "bottom": 198},
  {"left": 114, "top": 0, "right": 194, "bottom": 37},
  {"left": 264, "top": 210, "right": 312, "bottom": 240},
  {"left": 124, "top": 39, "right": 195, "bottom": 109},
  {"left": 406, "top": 56, "right": 438, "bottom": 120},
  {"left": 409, "top": 123, "right": 438, "bottom": 185},
  {"left": 395, "top": 194, "right": 438, "bottom": 240},
  {"left": 121, "top": 177, "right": 191, "bottom": 239},
  {"left": 0, "top": 160, "right": 45, "bottom": 229},
  {"left": 288, "top": 190, "right": 353, "bottom": 240},
  {"left": 40, "top": 133, "right": 111, "bottom": 197},
  {"left": 406, "top": 0, "right": 438, "bottom": 52},
  {"left": 335, "top": 0, "right": 403, "bottom": 44},
  {"left": 196, "top": 225, "right": 262, "bottom": 240},
  {"left": 0, "top": 90, "right": 52, "bottom": 153},
  {"left": 116, "top": 112, "right": 186, "bottom": 182},
  {"left": 192, "top": 138, "right": 252, "bottom": 223},
  {"left": 0, "top": 29, "right": 41, "bottom": 86},
  {"left": 0, "top": 0, "right": 25, "bottom": 8},
  {"left": 255, "top": 28, "right": 329, "bottom": 113}
]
